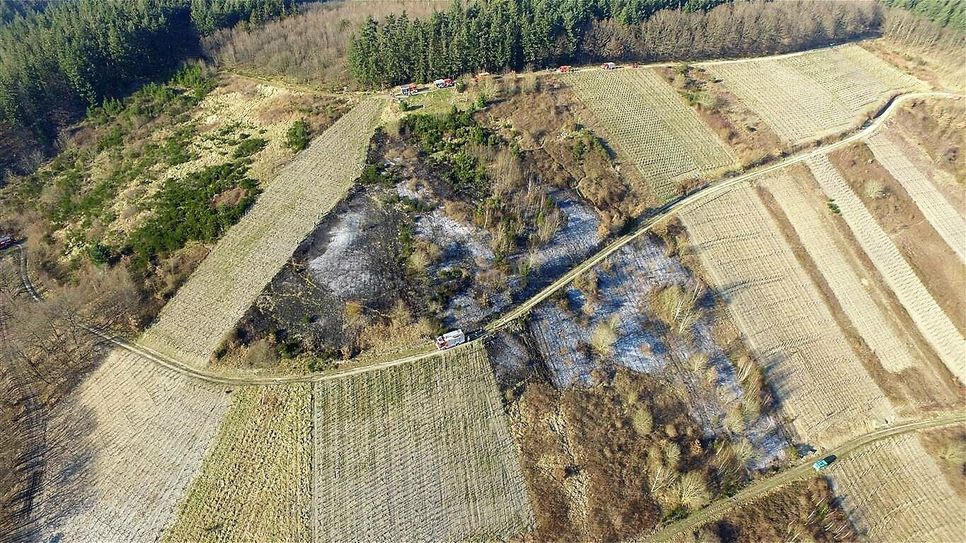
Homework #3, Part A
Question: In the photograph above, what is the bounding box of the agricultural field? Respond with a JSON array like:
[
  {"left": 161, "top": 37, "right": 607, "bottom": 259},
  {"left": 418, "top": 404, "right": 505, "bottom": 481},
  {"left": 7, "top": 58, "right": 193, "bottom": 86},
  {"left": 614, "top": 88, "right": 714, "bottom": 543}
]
[
  {"left": 867, "top": 131, "right": 966, "bottom": 261},
  {"left": 567, "top": 68, "right": 738, "bottom": 200},
  {"left": 705, "top": 45, "right": 924, "bottom": 145},
  {"left": 765, "top": 172, "right": 917, "bottom": 374},
  {"left": 830, "top": 433, "right": 963, "bottom": 541},
  {"left": 806, "top": 155, "right": 966, "bottom": 384},
  {"left": 34, "top": 350, "right": 231, "bottom": 541},
  {"left": 139, "top": 98, "right": 386, "bottom": 368},
  {"left": 680, "top": 184, "right": 895, "bottom": 446},
  {"left": 163, "top": 384, "right": 312, "bottom": 542},
  {"left": 314, "top": 343, "right": 532, "bottom": 540}
]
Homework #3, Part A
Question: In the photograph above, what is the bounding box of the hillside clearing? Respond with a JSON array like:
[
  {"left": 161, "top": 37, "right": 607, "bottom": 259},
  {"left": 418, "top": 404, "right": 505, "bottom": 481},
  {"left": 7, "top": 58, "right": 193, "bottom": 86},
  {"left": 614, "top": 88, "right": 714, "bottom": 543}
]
[
  {"left": 34, "top": 350, "right": 231, "bottom": 541},
  {"left": 705, "top": 45, "right": 924, "bottom": 145},
  {"left": 806, "top": 155, "right": 966, "bottom": 384},
  {"left": 314, "top": 343, "right": 532, "bottom": 540},
  {"left": 567, "top": 68, "right": 737, "bottom": 200},
  {"left": 139, "top": 98, "right": 385, "bottom": 368},
  {"left": 163, "top": 384, "right": 312, "bottom": 542}
]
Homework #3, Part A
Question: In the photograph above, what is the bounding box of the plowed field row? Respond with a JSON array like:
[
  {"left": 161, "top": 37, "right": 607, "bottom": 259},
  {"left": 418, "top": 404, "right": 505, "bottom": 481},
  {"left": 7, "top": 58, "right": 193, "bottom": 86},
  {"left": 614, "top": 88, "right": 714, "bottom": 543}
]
[
  {"left": 140, "top": 98, "right": 386, "bottom": 367},
  {"left": 163, "top": 384, "right": 313, "bottom": 543},
  {"left": 706, "top": 45, "right": 923, "bottom": 144},
  {"left": 806, "top": 155, "right": 966, "bottom": 383},
  {"left": 680, "top": 185, "right": 895, "bottom": 447},
  {"left": 36, "top": 350, "right": 231, "bottom": 542},
  {"left": 831, "top": 433, "right": 964, "bottom": 542},
  {"left": 314, "top": 343, "right": 533, "bottom": 540},
  {"left": 867, "top": 132, "right": 966, "bottom": 261},
  {"left": 766, "top": 174, "right": 916, "bottom": 372},
  {"left": 568, "top": 68, "right": 736, "bottom": 200}
]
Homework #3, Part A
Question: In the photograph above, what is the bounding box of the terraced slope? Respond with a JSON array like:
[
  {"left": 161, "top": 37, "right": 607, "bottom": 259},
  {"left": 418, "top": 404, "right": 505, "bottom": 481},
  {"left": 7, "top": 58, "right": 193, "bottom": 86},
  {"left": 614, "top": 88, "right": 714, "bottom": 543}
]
[
  {"left": 140, "top": 98, "right": 385, "bottom": 367},
  {"left": 867, "top": 132, "right": 966, "bottom": 261},
  {"left": 706, "top": 45, "right": 923, "bottom": 144},
  {"left": 680, "top": 184, "right": 895, "bottom": 446},
  {"left": 767, "top": 173, "right": 917, "bottom": 372},
  {"left": 163, "top": 384, "right": 313, "bottom": 543},
  {"left": 568, "top": 68, "right": 737, "bottom": 200},
  {"left": 36, "top": 351, "right": 231, "bottom": 541},
  {"left": 314, "top": 343, "right": 533, "bottom": 540},
  {"left": 807, "top": 155, "right": 966, "bottom": 383}
]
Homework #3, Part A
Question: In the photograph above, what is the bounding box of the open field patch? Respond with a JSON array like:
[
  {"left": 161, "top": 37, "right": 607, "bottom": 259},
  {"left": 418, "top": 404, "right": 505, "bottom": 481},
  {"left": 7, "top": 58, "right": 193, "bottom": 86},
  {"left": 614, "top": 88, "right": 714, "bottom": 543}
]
[
  {"left": 765, "top": 172, "right": 918, "bottom": 373},
  {"left": 34, "top": 350, "right": 231, "bottom": 542},
  {"left": 314, "top": 343, "right": 532, "bottom": 540},
  {"left": 806, "top": 155, "right": 966, "bottom": 384},
  {"left": 567, "top": 68, "right": 737, "bottom": 200},
  {"left": 680, "top": 184, "right": 895, "bottom": 446},
  {"left": 830, "top": 433, "right": 964, "bottom": 541},
  {"left": 705, "top": 45, "right": 924, "bottom": 145},
  {"left": 867, "top": 131, "right": 966, "bottom": 261},
  {"left": 140, "top": 98, "right": 385, "bottom": 368},
  {"left": 163, "top": 384, "right": 312, "bottom": 543}
]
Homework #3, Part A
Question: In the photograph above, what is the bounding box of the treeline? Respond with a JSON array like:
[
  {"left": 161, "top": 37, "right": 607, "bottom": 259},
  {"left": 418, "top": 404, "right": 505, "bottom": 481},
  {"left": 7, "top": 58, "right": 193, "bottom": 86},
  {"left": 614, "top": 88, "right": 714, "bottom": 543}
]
[
  {"left": 0, "top": 0, "right": 300, "bottom": 179},
  {"left": 0, "top": 0, "right": 59, "bottom": 25},
  {"left": 348, "top": 0, "right": 883, "bottom": 87},
  {"left": 880, "top": 0, "right": 965, "bottom": 30}
]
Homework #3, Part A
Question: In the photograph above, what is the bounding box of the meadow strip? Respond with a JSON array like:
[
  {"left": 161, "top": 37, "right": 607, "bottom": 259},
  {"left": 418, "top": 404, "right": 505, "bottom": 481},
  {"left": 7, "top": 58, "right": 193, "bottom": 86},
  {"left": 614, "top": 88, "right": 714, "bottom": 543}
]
[
  {"left": 36, "top": 350, "right": 231, "bottom": 541},
  {"left": 567, "top": 68, "right": 736, "bottom": 200},
  {"left": 680, "top": 185, "right": 895, "bottom": 447},
  {"left": 766, "top": 173, "right": 917, "bottom": 372},
  {"left": 163, "top": 384, "right": 313, "bottom": 542},
  {"left": 806, "top": 155, "right": 966, "bottom": 383},
  {"left": 314, "top": 343, "right": 533, "bottom": 541},
  {"left": 140, "top": 98, "right": 385, "bottom": 367},
  {"left": 867, "top": 131, "right": 966, "bottom": 261}
]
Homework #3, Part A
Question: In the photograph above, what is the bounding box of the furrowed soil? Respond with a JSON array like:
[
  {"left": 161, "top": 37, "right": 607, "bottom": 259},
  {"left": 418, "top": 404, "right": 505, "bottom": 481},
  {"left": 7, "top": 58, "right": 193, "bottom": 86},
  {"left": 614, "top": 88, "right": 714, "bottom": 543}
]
[{"left": 827, "top": 142, "right": 965, "bottom": 334}]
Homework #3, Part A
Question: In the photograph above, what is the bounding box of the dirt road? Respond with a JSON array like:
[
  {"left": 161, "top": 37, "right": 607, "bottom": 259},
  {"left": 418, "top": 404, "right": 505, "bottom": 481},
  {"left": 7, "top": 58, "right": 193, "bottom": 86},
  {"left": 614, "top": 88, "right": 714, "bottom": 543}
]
[
  {"left": 5, "top": 92, "right": 960, "bottom": 387},
  {"left": 643, "top": 413, "right": 966, "bottom": 542}
]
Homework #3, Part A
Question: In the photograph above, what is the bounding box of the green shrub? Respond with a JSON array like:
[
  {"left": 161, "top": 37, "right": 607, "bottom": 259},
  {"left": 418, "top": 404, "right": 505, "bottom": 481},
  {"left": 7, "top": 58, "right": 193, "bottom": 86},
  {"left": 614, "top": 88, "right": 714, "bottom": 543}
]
[
  {"left": 233, "top": 137, "right": 267, "bottom": 158},
  {"left": 286, "top": 119, "right": 311, "bottom": 151}
]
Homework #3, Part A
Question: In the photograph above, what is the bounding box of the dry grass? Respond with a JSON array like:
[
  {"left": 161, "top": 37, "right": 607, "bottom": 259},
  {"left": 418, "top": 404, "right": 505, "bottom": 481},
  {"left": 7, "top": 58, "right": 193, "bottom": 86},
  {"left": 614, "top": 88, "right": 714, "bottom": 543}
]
[
  {"left": 314, "top": 343, "right": 532, "bottom": 540},
  {"left": 34, "top": 350, "right": 231, "bottom": 541},
  {"left": 807, "top": 154, "right": 965, "bottom": 384},
  {"left": 680, "top": 184, "right": 895, "bottom": 446},
  {"left": 567, "top": 68, "right": 737, "bottom": 200},
  {"left": 163, "top": 384, "right": 312, "bottom": 542},
  {"left": 705, "top": 45, "right": 924, "bottom": 145},
  {"left": 140, "top": 98, "right": 385, "bottom": 368}
]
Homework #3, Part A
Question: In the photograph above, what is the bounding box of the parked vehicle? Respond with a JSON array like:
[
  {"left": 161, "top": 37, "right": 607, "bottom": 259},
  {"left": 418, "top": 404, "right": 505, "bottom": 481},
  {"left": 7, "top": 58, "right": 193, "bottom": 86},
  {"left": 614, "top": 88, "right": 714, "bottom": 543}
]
[
  {"left": 433, "top": 78, "right": 455, "bottom": 88},
  {"left": 0, "top": 234, "right": 14, "bottom": 250},
  {"left": 399, "top": 83, "right": 420, "bottom": 96},
  {"left": 435, "top": 329, "right": 466, "bottom": 350},
  {"left": 812, "top": 454, "right": 837, "bottom": 471},
  {"left": 601, "top": 62, "right": 616, "bottom": 70},
  {"left": 558, "top": 65, "right": 573, "bottom": 73}
]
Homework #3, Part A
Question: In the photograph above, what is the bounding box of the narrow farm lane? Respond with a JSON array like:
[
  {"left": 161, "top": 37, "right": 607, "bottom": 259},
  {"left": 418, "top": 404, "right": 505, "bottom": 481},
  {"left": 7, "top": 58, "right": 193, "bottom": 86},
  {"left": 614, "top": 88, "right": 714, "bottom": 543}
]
[
  {"left": 4, "top": 92, "right": 961, "bottom": 387},
  {"left": 643, "top": 413, "right": 966, "bottom": 542}
]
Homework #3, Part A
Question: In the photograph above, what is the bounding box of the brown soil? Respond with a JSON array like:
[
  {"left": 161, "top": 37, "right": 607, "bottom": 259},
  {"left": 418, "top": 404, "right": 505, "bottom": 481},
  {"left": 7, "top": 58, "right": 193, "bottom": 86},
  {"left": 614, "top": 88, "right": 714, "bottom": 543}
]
[
  {"left": 862, "top": 39, "right": 963, "bottom": 93},
  {"left": 655, "top": 65, "right": 785, "bottom": 168},
  {"left": 508, "top": 368, "right": 744, "bottom": 543},
  {"left": 890, "top": 97, "right": 966, "bottom": 196},
  {"left": 757, "top": 167, "right": 961, "bottom": 413},
  {"left": 828, "top": 142, "right": 966, "bottom": 334},
  {"left": 708, "top": 478, "right": 857, "bottom": 543},
  {"left": 918, "top": 426, "right": 966, "bottom": 502},
  {"left": 486, "top": 80, "right": 656, "bottom": 223}
]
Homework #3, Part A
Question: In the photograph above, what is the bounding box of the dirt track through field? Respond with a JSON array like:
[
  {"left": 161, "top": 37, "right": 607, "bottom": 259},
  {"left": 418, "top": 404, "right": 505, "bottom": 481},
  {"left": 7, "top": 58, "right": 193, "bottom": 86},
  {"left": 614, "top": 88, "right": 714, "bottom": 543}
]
[{"left": 644, "top": 413, "right": 966, "bottom": 542}]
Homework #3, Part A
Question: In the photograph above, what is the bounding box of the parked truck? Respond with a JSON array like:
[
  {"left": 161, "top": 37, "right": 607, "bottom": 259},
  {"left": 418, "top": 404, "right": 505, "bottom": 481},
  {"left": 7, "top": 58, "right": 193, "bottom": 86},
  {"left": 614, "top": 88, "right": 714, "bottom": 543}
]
[
  {"left": 433, "top": 78, "right": 455, "bottom": 88},
  {"left": 399, "top": 83, "right": 420, "bottom": 96},
  {"left": 435, "top": 329, "right": 466, "bottom": 350}
]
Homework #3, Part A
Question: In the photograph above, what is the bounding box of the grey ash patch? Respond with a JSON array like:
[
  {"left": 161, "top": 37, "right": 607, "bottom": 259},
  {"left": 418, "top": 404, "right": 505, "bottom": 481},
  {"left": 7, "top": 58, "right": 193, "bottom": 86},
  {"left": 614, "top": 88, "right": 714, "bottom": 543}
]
[{"left": 235, "top": 188, "right": 411, "bottom": 354}]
